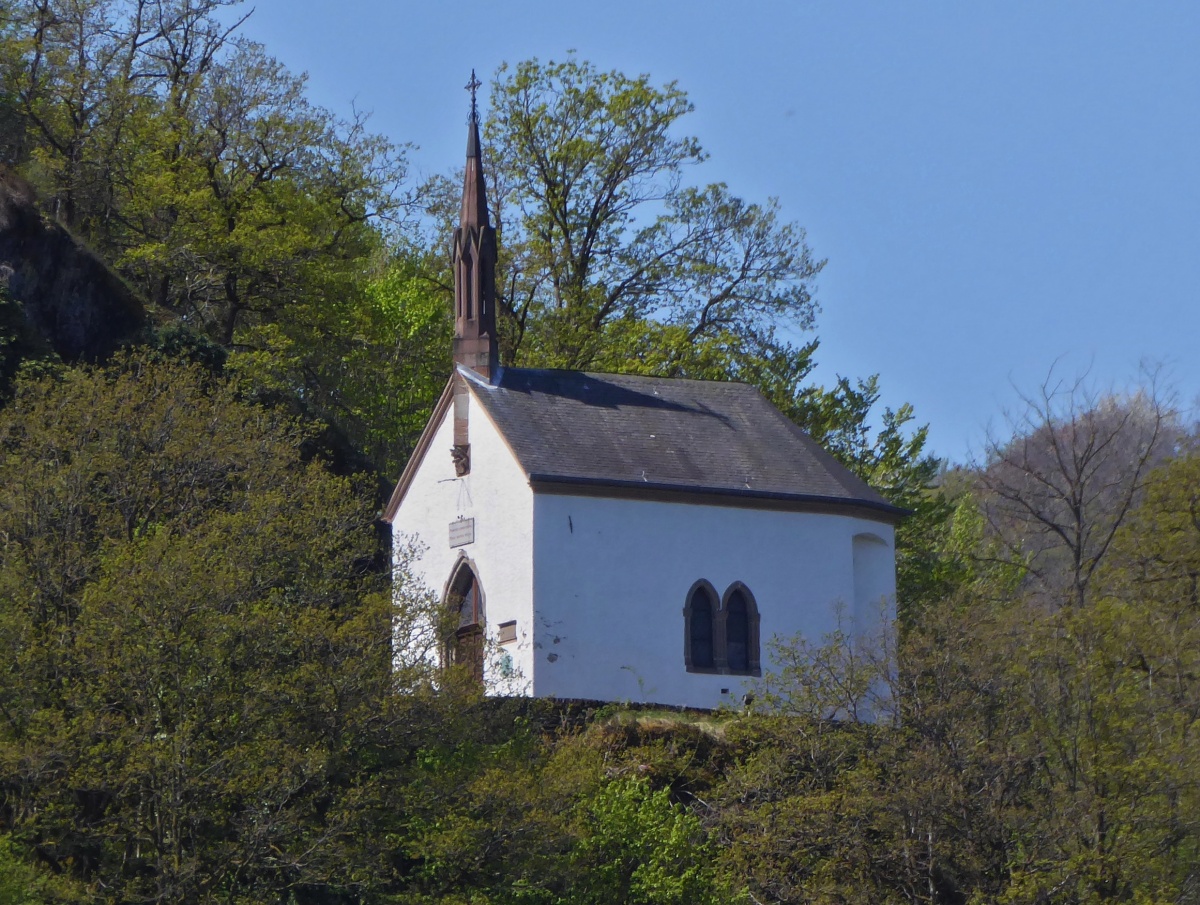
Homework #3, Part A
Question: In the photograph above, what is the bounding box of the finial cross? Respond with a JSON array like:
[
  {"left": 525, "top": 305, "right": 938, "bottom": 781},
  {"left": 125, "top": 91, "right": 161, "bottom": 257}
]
[{"left": 465, "top": 69, "right": 482, "bottom": 119}]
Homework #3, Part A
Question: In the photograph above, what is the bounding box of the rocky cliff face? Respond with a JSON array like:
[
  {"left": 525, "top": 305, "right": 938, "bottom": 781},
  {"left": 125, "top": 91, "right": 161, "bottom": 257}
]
[{"left": 0, "top": 167, "right": 145, "bottom": 362}]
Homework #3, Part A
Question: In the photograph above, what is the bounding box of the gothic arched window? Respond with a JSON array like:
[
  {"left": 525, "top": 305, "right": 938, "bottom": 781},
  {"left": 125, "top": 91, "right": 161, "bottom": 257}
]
[
  {"left": 683, "top": 581, "right": 718, "bottom": 672},
  {"left": 720, "top": 583, "right": 761, "bottom": 676},
  {"left": 684, "top": 581, "right": 761, "bottom": 676},
  {"left": 725, "top": 590, "right": 749, "bottom": 672},
  {"left": 446, "top": 559, "right": 485, "bottom": 683}
]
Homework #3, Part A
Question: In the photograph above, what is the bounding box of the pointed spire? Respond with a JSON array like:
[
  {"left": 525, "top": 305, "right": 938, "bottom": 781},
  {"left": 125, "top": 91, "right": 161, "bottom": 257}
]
[
  {"left": 466, "top": 110, "right": 480, "bottom": 158},
  {"left": 460, "top": 70, "right": 489, "bottom": 232},
  {"left": 452, "top": 70, "right": 498, "bottom": 381}
]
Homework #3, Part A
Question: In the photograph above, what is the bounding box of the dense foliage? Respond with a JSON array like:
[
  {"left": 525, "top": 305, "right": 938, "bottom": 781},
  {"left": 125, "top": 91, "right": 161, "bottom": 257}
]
[
  {"left": 1, "top": 3, "right": 1195, "bottom": 904},
  {"left": 0, "top": 359, "right": 396, "bottom": 901}
]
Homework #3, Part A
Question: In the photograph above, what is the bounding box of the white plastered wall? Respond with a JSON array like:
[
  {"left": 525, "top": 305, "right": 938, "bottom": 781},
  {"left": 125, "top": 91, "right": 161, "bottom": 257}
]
[
  {"left": 852, "top": 532, "right": 894, "bottom": 634},
  {"left": 390, "top": 380, "right": 535, "bottom": 694},
  {"left": 530, "top": 493, "right": 896, "bottom": 710}
]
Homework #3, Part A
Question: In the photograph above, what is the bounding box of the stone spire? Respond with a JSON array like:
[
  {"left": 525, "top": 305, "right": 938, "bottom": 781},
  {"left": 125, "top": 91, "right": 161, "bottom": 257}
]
[{"left": 452, "top": 70, "right": 498, "bottom": 380}]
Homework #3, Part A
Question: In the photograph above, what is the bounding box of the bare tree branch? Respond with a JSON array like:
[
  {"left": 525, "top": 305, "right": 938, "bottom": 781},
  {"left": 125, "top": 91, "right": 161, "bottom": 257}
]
[{"left": 977, "top": 362, "right": 1179, "bottom": 608}]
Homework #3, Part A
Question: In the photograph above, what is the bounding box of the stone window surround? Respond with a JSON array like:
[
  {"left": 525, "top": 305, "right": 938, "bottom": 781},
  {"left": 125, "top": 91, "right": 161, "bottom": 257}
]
[
  {"left": 443, "top": 553, "right": 486, "bottom": 671},
  {"left": 682, "top": 579, "right": 762, "bottom": 677}
]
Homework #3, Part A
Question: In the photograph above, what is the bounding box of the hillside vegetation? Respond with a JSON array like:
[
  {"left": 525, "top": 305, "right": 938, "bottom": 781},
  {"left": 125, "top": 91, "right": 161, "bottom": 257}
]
[{"left": 1, "top": 3, "right": 1198, "bottom": 903}]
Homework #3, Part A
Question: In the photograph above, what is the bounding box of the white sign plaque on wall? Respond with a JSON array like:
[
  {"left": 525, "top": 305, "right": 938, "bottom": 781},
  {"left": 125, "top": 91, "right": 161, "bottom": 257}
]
[{"left": 449, "top": 518, "right": 475, "bottom": 548}]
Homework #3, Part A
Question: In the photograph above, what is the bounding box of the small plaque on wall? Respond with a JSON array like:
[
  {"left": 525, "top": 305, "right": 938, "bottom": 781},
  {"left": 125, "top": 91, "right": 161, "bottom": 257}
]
[{"left": 449, "top": 518, "right": 475, "bottom": 548}]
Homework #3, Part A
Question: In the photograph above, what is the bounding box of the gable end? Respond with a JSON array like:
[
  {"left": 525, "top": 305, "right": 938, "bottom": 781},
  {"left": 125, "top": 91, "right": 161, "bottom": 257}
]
[{"left": 382, "top": 378, "right": 455, "bottom": 523}]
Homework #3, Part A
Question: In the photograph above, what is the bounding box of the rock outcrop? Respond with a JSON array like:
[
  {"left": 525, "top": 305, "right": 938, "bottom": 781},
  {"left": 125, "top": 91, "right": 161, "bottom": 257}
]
[{"left": 0, "top": 167, "right": 145, "bottom": 362}]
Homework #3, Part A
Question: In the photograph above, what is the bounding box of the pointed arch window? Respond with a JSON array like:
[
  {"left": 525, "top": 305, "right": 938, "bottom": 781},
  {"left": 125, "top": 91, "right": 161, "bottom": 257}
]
[
  {"left": 446, "top": 558, "right": 485, "bottom": 684},
  {"left": 683, "top": 581, "right": 718, "bottom": 672},
  {"left": 684, "top": 581, "right": 761, "bottom": 676},
  {"left": 725, "top": 589, "right": 750, "bottom": 672},
  {"left": 719, "top": 583, "right": 761, "bottom": 676}
]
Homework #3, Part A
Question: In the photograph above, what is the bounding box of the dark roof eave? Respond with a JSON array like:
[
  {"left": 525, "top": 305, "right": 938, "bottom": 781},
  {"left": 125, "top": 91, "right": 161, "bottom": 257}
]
[{"left": 527, "top": 473, "right": 910, "bottom": 523}]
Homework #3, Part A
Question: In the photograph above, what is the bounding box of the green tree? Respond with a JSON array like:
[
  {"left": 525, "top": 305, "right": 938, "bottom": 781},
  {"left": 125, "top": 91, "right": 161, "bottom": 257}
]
[
  {"left": 733, "top": 461, "right": 1200, "bottom": 905},
  {"left": 569, "top": 778, "right": 723, "bottom": 905},
  {"left": 228, "top": 249, "right": 453, "bottom": 480},
  {"left": 117, "top": 39, "right": 407, "bottom": 346},
  {"left": 0, "top": 831, "right": 83, "bottom": 904},
  {"left": 483, "top": 56, "right": 821, "bottom": 373},
  {"left": 377, "top": 707, "right": 737, "bottom": 905},
  {"left": 0, "top": 357, "right": 435, "bottom": 903},
  {"left": 996, "top": 600, "right": 1200, "bottom": 903},
  {"left": 7, "top": 0, "right": 245, "bottom": 230},
  {"left": 4, "top": 0, "right": 411, "bottom": 346},
  {"left": 3, "top": 0, "right": 426, "bottom": 478}
]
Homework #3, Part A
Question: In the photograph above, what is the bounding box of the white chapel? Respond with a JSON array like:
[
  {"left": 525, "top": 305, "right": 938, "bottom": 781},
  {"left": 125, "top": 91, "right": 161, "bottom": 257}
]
[{"left": 383, "top": 104, "right": 903, "bottom": 710}]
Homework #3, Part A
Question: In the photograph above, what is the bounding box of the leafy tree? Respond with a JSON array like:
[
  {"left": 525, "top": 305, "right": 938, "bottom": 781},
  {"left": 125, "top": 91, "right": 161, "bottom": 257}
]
[
  {"left": 0, "top": 4, "right": 22, "bottom": 167},
  {"left": 3, "top": 0, "right": 429, "bottom": 479},
  {"left": 1102, "top": 452, "right": 1200, "bottom": 612},
  {"left": 115, "top": 38, "right": 407, "bottom": 345},
  {"left": 229, "top": 249, "right": 452, "bottom": 480},
  {"left": 570, "top": 778, "right": 723, "bottom": 905},
  {"left": 482, "top": 56, "right": 821, "bottom": 372},
  {"left": 998, "top": 600, "right": 1200, "bottom": 903},
  {"left": 6, "top": 0, "right": 248, "bottom": 230},
  {"left": 4, "top": 0, "right": 411, "bottom": 346},
  {"left": 0, "top": 357, "right": 434, "bottom": 903},
  {"left": 376, "top": 707, "right": 736, "bottom": 905},
  {"left": 0, "top": 831, "right": 83, "bottom": 903},
  {"left": 733, "top": 454, "right": 1200, "bottom": 905}
]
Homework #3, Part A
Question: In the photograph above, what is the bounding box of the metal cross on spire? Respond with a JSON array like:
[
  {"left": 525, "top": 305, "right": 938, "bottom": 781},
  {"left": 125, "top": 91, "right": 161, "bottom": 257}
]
[{"left": 465, "top": 69, "right": 482, "bottom": 121}]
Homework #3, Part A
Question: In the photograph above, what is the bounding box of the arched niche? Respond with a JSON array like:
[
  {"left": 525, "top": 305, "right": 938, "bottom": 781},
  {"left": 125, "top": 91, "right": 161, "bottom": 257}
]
[{"left": 852, "top": 532, "right": 892, "bottom": 631}]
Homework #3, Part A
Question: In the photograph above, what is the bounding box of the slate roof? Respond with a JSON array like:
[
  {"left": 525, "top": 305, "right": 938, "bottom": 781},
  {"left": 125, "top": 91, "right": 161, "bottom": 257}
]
[{"left": 467, "top": 368, "right": 904, "bottom": 520}]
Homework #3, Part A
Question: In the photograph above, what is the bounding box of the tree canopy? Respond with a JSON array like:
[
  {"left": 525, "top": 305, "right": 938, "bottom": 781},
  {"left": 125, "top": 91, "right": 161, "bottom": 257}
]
[
  {"left": 0, "top": 357, "right": 415, "bottom": 902},
  {"left": 482, "top": 56, "right": 823, "bottom": 376}
]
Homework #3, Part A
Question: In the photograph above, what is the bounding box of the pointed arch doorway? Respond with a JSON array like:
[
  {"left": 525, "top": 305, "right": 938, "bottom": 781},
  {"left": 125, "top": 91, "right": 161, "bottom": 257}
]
[{"left": 446, "top": 559, "right": 485, "bottom": 684}]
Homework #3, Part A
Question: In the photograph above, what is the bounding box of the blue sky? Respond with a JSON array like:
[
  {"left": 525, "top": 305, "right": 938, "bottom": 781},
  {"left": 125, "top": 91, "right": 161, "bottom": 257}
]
[{"left": 227, "top": 1, "right": 1200, "bottom": 464}]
